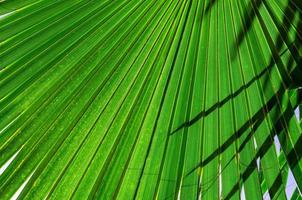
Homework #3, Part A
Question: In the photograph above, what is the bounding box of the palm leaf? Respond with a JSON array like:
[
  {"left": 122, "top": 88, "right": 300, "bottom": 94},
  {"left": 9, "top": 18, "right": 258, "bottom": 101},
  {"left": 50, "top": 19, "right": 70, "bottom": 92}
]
[{"left": 0, "top": 0, "right": 301, "bottom": 199}]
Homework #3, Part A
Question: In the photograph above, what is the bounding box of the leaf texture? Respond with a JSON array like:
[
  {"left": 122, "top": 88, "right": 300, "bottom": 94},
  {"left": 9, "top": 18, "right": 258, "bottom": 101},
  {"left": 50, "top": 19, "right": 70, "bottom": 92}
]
[{"left": 0, "top": 0, "right": 301, "bottom": 199}]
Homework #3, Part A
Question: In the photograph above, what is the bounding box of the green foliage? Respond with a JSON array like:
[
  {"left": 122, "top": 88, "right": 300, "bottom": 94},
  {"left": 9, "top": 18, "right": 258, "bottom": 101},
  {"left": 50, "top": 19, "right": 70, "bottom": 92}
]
[{"left": 0, "top": 0, "right": 301, "bottom": 199}]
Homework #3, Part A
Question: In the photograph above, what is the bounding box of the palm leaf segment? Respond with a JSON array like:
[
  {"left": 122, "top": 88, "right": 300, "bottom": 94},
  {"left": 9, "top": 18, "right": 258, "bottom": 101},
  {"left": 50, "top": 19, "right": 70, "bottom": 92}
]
[{"left": 0, "top": 0, "right": 301, "bottom": 199}]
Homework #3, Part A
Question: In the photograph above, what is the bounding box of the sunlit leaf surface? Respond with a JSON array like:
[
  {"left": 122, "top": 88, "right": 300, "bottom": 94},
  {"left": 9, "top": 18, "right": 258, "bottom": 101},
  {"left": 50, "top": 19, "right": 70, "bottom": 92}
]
[{"left": 0, "top": 0, "right": 301, "bottom": 199}]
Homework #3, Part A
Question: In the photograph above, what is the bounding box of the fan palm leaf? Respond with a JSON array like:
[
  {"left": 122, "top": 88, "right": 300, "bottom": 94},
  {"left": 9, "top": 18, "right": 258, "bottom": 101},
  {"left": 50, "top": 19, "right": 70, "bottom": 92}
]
[{"left": 0, "top": 0, "right": 301, "bottom": 199}]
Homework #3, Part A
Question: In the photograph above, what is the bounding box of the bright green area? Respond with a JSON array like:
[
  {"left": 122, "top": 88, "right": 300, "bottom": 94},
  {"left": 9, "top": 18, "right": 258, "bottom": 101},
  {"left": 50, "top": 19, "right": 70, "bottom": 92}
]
[{"left": 0, "top": 0, "right": 301, "bottom": 199}]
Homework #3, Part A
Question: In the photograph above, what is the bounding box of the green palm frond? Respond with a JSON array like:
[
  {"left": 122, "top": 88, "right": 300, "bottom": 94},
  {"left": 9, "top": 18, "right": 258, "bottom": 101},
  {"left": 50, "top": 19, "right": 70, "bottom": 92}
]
[{"left": 0, "top": 0, "right": 301, "bottom": 199}]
